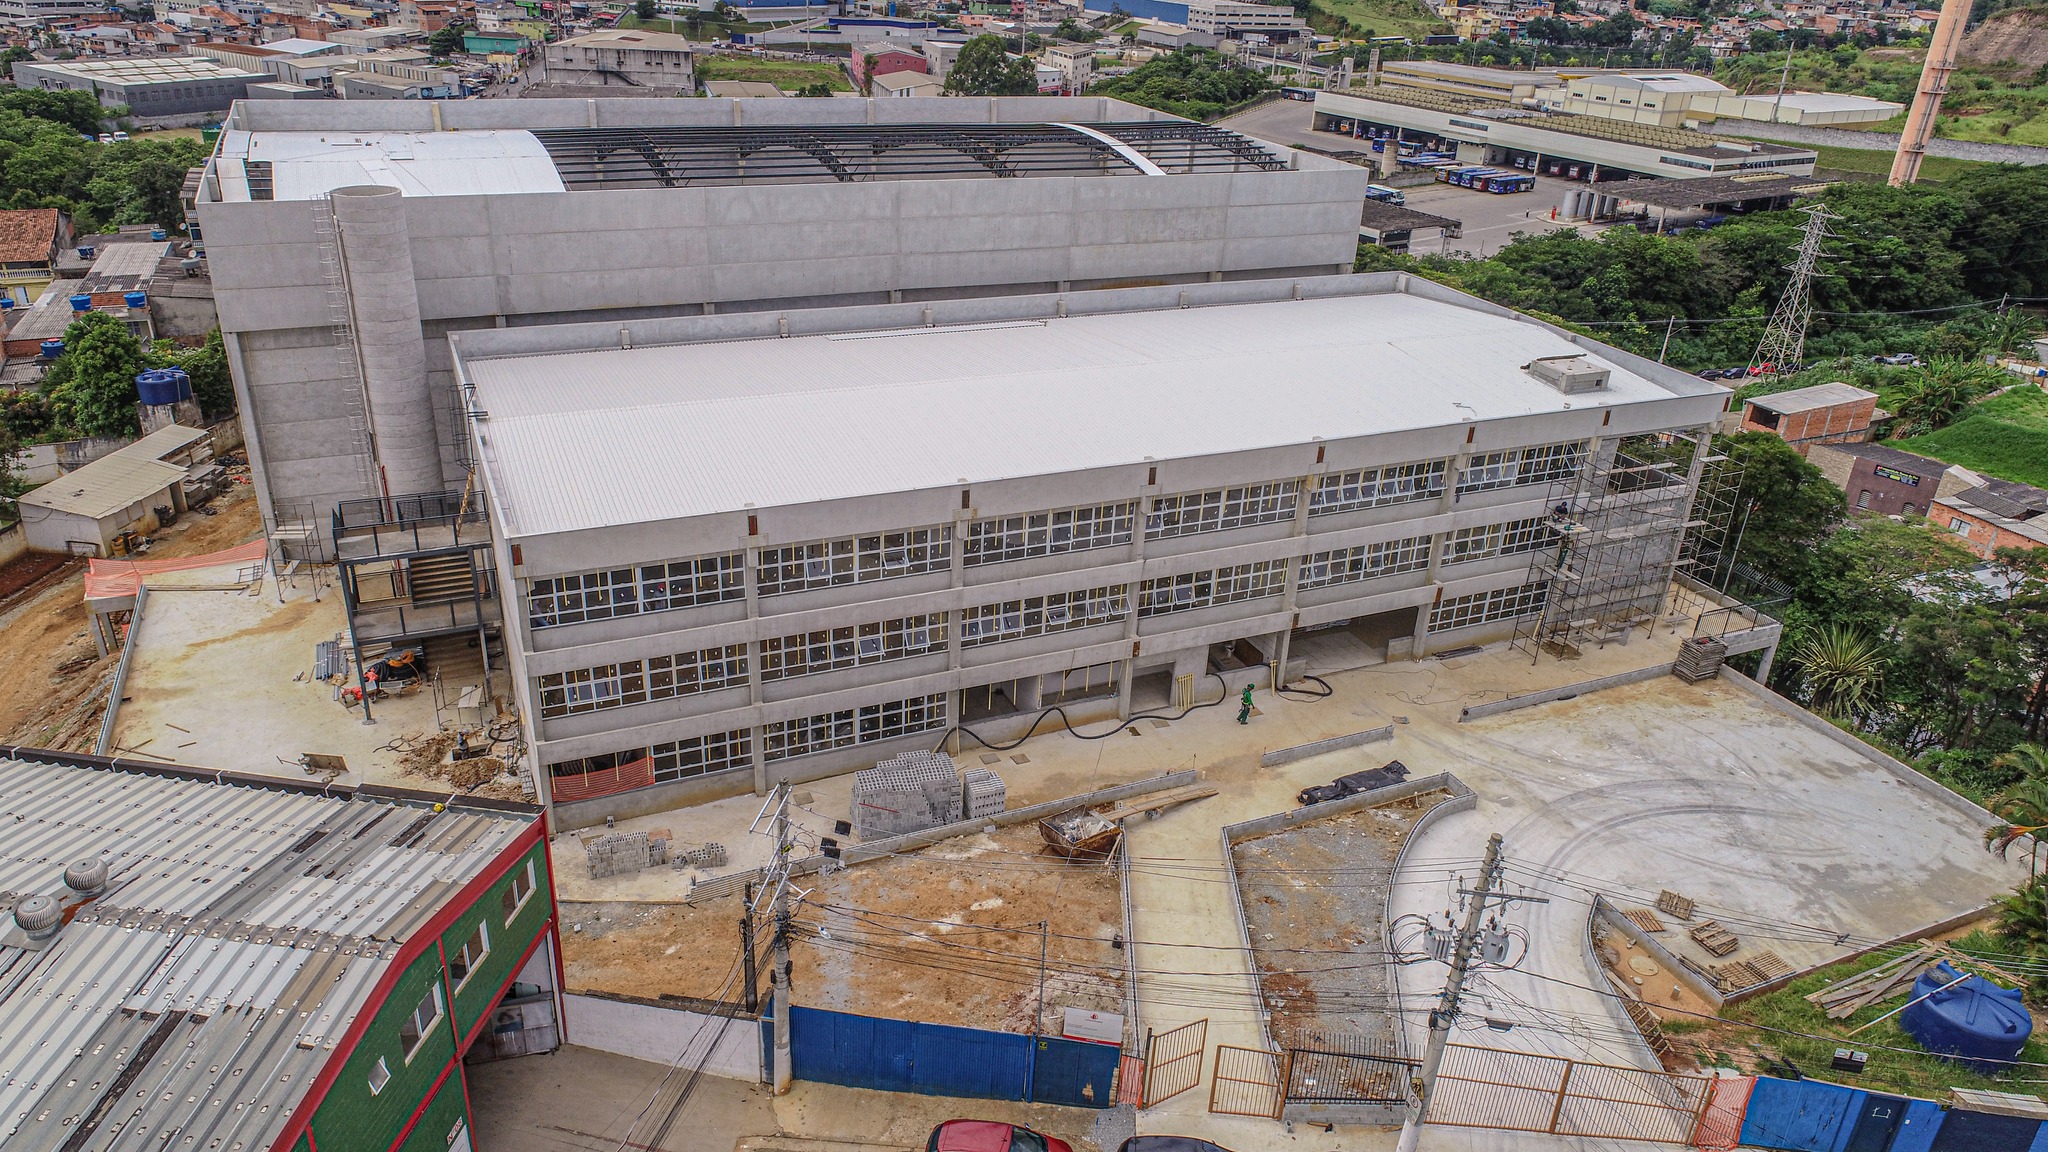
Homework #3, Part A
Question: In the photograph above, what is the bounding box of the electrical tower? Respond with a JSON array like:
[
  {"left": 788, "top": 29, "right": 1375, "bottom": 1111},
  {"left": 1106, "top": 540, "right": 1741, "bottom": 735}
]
[{"left": 1747, "top": 203, "right": 1838, "bottom": 382}]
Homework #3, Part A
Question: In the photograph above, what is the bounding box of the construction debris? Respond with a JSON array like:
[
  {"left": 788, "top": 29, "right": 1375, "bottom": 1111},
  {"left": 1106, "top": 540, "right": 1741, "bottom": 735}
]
[
  {"left": 1690, "top": 919, "right": 1740, "bottom": 957},
  {"left": 1657, "top": 889, "right": 1697, "bottom": 921},
  {"left": 852, "top": 750, "right": 964, "bottom": 840},
  {"left": 673, "top": 842, "right": 727, "bottom": 869},
  {"left": 1806, "top": 948, "right": 1939, "bottom": 1019},
  {"left": 1673, "top": 636, "right": 1729, "bottom": 683},
  {"left": 585, "top": 830, "right": 669, "bottom": 878}
]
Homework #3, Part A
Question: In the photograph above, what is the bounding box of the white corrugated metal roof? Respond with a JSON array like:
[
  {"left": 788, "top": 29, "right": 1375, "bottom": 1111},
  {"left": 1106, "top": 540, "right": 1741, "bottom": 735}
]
[
  {"left": 214, "top": 129, "right": 567, "bottom": 201},
  {"left": 16, "top": 453, "right": 188, "bottom": 520},
  {"left": 0, "top": 754, "right": 535, "bottom": 1152},
  {"left": 1745, "top": 381, "right": 1875, "bottom": 414},
  {"left": 464, "top": 293, "right": 1693, "bottom": 538},
  {"left": 122, "top": 422, "right": 210, "bottom": 461}
]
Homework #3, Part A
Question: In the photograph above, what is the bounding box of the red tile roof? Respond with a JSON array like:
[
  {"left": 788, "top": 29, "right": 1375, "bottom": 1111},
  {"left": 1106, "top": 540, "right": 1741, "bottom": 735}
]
[{"left": 0, "top": 209, "right": 60, "bottom": 265}]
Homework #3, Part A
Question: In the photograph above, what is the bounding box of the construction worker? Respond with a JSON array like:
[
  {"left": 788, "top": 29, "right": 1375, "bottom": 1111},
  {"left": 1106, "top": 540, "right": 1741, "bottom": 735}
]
[{"left": 1239, "top": 684, "right": 1255, "bottom": 725}]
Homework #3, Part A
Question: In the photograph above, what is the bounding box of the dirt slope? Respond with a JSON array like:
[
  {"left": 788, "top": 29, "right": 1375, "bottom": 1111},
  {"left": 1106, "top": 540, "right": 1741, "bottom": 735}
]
[{"left": 1962, "top": 7, "right": 2048, "bottom": 72}]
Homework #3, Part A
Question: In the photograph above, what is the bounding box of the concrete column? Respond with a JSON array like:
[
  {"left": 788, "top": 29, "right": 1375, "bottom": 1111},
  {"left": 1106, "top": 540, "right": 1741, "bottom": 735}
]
[
  {"left": 1272, "top": 469, "right": 1315, "bottom": 687},
  {"left": 1117, "top": 484, "right": 1156, "bottom": 719},
  {"left": 947, "top": 509, "right": 968, "bottom": 754},
  {"left": 742, "top": 531, "right": 769, "bottom": 795},
  {"left": 331, "top": 184, "right": 440, "bottom": 499}
]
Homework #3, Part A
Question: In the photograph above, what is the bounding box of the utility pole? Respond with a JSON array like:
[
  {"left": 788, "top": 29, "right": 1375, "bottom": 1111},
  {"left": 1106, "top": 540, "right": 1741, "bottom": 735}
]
[
  {"left": 740, "top": 882, "right": 758, "bottom": 1014},
  {"left": 1395, "top": 834, "right": 1504, "bottom": 1152},
  {"left": 1659, "top": 315, "right": 1676, "bottom": 364},
  {"left": 749, "top": 783, "right": 797, "bottom": 1095},
  {"left": 1769, "top": 43, "right": 1793, "bottom": 123},
  {"left": 1748, "top": 202, "right": 1837, "bottom": 382},
  {"left": 1890, "top": 0, "right": 1969, "bottom": 186}
]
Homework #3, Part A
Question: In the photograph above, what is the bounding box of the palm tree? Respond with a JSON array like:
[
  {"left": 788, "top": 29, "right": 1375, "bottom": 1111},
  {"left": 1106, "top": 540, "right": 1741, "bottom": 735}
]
[
  {"left": 1790, "top": 625, "right": 1886, "bottom": 721},
  {"left": 1893, "top": 358, "right": 2005, "bottom": 436},
  {"left": 1985, "top": 744, "right": 2048, "bottom": 864}
]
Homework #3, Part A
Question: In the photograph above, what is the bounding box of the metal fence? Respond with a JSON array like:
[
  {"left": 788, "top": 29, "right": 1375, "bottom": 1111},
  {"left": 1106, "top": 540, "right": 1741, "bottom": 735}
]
[
  {"left": 1283, "top": 1045, "right": 1414, "bottom": 1108},
  {"left": 1430, "top": 1044, "right": 1713, "bottom": 1143}
]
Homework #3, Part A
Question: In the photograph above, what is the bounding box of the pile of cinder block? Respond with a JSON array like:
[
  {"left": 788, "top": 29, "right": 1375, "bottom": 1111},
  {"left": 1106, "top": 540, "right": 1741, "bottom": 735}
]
[
  {"left": 853, "top": 750, "right": 965, "bottom": 840},
  {"left": 585, "top": 830, "right": 667, "bottom": 878},
  {"left": 963, "top": 766, "right": 1007, "bottom": 819},
  {"left": 674, "top": 842, "right": 727, "bottom": 869}
]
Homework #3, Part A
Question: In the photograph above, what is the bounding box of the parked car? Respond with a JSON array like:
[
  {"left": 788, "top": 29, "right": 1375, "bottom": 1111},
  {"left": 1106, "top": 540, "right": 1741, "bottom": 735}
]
[
  {"left": 96, "top": 133, "right": 113, "bottom": 143},
  {"left": 1297, "top": 760, "right": 1411, "bottom": 807},
  {"left": 928, "top": 1121, "right": 1072, "bottom": 1152},
  {"left": 111, "top": 130, "right": 128, "bottom": 142},
  {"left": 1119, "top": 1139, "right": 1239, "bottom": 1152},
  {"left": 1747, "top": 362, "right": 1775, "bottom": 377},
  {"left": 1874, "top": 352, "right": 1919, "bottom": 366}
]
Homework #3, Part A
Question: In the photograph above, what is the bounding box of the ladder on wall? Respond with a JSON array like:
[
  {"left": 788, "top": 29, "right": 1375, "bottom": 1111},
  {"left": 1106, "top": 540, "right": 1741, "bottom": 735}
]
[{"left": 310, "top": 194, "right": 379, "bottom": 505}]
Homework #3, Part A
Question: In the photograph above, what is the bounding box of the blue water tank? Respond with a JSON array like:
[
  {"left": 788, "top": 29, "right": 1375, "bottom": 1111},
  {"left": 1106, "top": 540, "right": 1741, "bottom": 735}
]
[
  {"left": 135, "top": 368, "right": 192, "bottom": 407},
  {"left": 68, "top": 294, "right": 91, "bottom": 313},
  {"left": 76, "top": 245, "right": 95, "bottom": 259},
  {"left": 1900, "top": 962, "right": 2032, "bottom": 1074},
  {"left": 39, "top": 339, "right": 64, "bottom": 359},
  {"left": 1, "top": 297, "right": 15, "bottom": 311},
  {"left": 150, "top": 228, "right": 166, "bottom": 241},
  {"left": 123, "top": 291, "right": 147, "bottom": 309}
]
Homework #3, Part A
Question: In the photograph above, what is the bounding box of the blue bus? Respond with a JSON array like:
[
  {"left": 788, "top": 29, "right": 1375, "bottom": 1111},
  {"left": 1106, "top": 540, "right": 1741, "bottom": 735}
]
[{"left": 1365, "top": 184, "right": 1406, "bottom": 206}]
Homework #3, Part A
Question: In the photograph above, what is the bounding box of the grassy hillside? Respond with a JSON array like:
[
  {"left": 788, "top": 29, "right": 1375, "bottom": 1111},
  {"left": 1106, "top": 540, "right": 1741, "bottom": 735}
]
[
  {"left": 695, "top": 57, "right": 851, "bottom": 91},
  {"left": 1715, "top": 42, "right": 2048, "bottom": 147},
  {"left": 1306, "top": 0, "right": 1448, "bottom": 42},
  {"left": 1792, "top": 142, "right": 1993, "bottom": 184},
  {"left": 1892, "top": 386, "right": 2048, "bottom": 487}
]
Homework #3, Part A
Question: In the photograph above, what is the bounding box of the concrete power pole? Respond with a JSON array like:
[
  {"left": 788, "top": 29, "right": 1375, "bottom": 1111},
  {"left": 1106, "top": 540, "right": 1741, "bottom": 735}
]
[
  {"left": 1395, "top": 833, "right": 1505, "bottom": 1152},
  {"left": 755, "top": 783, "right": 796, "bottom": 1095},
  {"left": 1748, "top": 203, "right": 1837, "bottom": 382},
  {"left": 1890, "top": 0, "right": 1970, "bottom": 186}
]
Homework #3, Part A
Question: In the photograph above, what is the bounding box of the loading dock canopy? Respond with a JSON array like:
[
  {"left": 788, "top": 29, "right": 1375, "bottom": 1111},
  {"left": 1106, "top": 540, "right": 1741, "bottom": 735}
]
[
  {"left": 1359, "top": 201, "right": 1462, "bottom": 234},
  {"left": 1605, "top": 173, "right": 1829, "bottom": 210}
]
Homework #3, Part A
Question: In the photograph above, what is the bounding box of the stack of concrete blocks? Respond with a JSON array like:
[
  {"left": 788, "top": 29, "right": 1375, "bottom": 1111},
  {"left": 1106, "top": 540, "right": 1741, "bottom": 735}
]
[
  {"left": 585, "top": 830, "right": 667, "bottom": 878},
  {"left": 963, "top": 767, "right": 1006, "bottom": 820},
  {"left": 672, "top": 842, "right": 728, "bottom": 870},
  {"left": 852, "top": 750, "right": 964, "bottom": 840}
]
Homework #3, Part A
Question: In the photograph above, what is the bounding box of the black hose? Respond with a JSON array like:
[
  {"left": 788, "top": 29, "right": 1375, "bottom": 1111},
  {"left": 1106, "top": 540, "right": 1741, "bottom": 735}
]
[
  {"left": 1276, "top": 674, "right": 1335, "bottom": 700},
  {"left": 937, "top": 671, "right": 1235, "bottom": 753}
]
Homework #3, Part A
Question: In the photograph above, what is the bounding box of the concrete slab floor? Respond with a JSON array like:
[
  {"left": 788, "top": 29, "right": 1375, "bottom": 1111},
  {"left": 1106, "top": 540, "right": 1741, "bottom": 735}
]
[
  {"left": 110, "top": 564, "right": 494, "bottom": 788},
  {"left": 467, "top": 1045, "right": 775, "bottom": 1152}
]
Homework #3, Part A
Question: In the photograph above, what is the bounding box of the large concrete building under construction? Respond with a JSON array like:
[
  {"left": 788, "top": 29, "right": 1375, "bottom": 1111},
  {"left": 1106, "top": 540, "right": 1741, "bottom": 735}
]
[{"left": 448, "top": 275, "right": 1731, "bottom": 826}]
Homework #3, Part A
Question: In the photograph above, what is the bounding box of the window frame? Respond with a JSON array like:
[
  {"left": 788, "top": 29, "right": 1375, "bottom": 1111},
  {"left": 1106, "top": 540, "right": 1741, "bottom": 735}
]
[
  {"left": 448, "top": 919, "right": 490, "bottom": 994},
  {"left": 501, "top": 859, "right": 537, "bottom": 926},
  {"left": 367, "top": 1055, "right": 392, "bottom": 1096},
  {"left": 397, "top": 984, "right": 445, "bottom": 1065}
]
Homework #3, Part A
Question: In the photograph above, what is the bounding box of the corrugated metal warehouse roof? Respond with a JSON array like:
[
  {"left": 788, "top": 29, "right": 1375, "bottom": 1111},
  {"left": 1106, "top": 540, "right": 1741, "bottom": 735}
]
[
  {"left": 0, "top": 752, "right": 534, "bottom": 1152},
  {"left": 15, "top": 453, "right": 187, "bottom": 520},
  {"left": 213, "top": 129, "right": 569, "bottom": 201},
  {"left": 462, "top": 291, "right": 1700, "bottom": 537}
]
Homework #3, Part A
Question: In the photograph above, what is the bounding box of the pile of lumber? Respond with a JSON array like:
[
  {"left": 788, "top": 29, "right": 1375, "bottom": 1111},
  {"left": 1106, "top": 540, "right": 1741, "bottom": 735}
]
[
  {"left": 1691, "top": 920, "right": 1740, "bottom": 957},
  {"left": 1805, "top": 949, "right": 1937, "bottom": 1020}
]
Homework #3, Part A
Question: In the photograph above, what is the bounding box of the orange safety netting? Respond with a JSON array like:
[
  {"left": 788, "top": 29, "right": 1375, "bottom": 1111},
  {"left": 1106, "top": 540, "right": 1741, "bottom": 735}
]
[{"left": 85, "top": 538, "right": 269, "bottom": 602}]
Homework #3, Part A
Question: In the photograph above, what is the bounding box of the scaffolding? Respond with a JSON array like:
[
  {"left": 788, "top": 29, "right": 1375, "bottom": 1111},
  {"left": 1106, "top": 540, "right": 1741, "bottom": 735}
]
[{"left": 1510, "top": 433, "right": 1734, "bottom": 662}]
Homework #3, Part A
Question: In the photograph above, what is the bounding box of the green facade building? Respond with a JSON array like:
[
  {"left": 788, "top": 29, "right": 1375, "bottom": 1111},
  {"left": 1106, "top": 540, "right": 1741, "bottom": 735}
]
[{"left": 0, "top": 748, "right": 561, "bottom": 1152}]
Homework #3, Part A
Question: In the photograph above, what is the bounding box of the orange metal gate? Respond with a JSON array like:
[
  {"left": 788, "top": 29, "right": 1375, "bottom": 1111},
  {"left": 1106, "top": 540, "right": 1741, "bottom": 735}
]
[
  {"left": 1141, "top": 1019, "right": 1208, "bottom": 1107},
  {"left": 1208, "top": 1046, "right": 1285, "bottom": 1119},
  {"left": 1429, "top": 1045, "right": 1714, "bottom": 1144}
]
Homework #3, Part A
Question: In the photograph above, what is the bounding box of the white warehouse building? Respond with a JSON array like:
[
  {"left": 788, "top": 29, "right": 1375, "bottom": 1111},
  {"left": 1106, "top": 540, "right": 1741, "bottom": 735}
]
[{"left": 447, "top": 275, "right": 1730, "bottom": 826}]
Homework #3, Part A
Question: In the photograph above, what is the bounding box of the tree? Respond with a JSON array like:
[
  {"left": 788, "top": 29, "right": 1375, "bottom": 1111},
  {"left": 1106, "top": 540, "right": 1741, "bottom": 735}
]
[
  {"left": 1788, "top": 624, "right": 1885, "bottom": 720},
  {"left": 161, "top": 330, "right": 233, "bottom": 418},
  {"left": 1986, "top": 306, "right": 2043, "bottom": 357},
  {"left": 0, "top": 88, "right": 104, "bottom": 136},
  {"left": 1086, "top": 46, "right": 1270, "bottom": 119},
  {"left": 1985, "top": 745, "right": 2048, "bottom": 859},
  {"left": 48, "top": 311, "right": 150, "bottom": 437},
  {"left": 428, "top": 25, "right": 465, "bottom": 57},
  {"left": 635, "top": 0, "right": 656, "bottom": 18},
  {"left": 942, "top": 34, "right": 1037, "bottom": 96},
  {"left": 1717, "top": 432, "right": 1842, "bottom": 587},
  {"left": 0, "top": 425, "right": 26, "bottom": 525},
  {"left": 795, "top": 82, "right": 836, "bottom": 97}
]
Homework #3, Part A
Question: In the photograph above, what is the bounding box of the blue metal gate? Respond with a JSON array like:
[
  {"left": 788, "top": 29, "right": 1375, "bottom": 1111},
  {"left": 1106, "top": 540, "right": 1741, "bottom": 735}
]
[
  {"left": 765, "top": 1006, "right": 1119, "bottom": 1107},
  {"left": 1028, "top": 1036, "right": 1120, "bottom": 1108}
]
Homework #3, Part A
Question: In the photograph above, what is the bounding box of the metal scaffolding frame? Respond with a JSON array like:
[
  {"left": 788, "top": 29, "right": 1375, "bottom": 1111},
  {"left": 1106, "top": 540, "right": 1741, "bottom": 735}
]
[{"left": 1509, "top": 432, "right": 1724, "bottom": 662}]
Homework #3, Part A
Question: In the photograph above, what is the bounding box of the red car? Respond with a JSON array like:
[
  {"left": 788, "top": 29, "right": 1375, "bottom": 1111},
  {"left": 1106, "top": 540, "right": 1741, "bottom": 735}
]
[{"left": 927, "top": 1120, "right": 1073, "bottom": 1152}]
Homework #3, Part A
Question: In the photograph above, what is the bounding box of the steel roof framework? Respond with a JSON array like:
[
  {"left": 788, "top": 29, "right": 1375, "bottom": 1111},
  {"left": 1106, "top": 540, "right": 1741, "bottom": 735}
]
[{"left": 529, "top": 121, "right": 1288, "bottom": 188}]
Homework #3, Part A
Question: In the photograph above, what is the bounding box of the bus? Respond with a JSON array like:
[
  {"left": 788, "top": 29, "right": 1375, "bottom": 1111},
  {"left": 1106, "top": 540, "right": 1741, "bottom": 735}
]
[
  {"left": 1365, "top": 184, "right": 1406, "bottom": 206},
  {"left": 1281, "top": 86, "right": 1318, "bottom": 101},
  {"left": 1482, "top": 173, "right": 1535, "bottom": 194}
]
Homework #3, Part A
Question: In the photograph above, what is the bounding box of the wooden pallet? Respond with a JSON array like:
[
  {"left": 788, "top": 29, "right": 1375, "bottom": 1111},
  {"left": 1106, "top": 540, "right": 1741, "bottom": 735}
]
[
  {"left": 1657, "top": 890, "right": 1696, "bottom": 921},
  {"left": 1748, "top": 950, "right": 1794, "bottom": 982},
  {"left": 1625, "top": 907, "right": 1667, "bottom": 933},
  {"left": 1711, "top": 961, "right": 1766, "bottom": 991},
  {"left": 1690, "top": 920, "right": 1739, "bottom": 957}
]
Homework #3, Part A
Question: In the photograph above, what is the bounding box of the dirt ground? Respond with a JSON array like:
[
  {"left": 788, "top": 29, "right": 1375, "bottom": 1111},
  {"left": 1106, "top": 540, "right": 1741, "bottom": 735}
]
[
  {"left": 560, "top": 823, "right": 1127, "bottom": 1035},
  {"left": 0, "top": 482, "right": 262, "bottom": 750},
  {"left": 1233, "top": 791, "right": 1450, "bottom": 1049}
]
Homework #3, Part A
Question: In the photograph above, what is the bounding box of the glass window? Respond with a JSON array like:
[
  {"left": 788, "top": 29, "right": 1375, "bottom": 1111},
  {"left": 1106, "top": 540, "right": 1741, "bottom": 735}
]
[
  {"left": 760, "top": 613, "right": 948, "bottom": 681},
  {"left": 959, "top": 585, "right": 1128, "bottom": 647},
  {"left": 758, "top": 526, "right": 951, "bottom": 595},
  {"left": 536, "top": 645, "right": 746, "bottom": 719},
  {"left": 1429, "top": 581, "right": 1549, "bottom": 631},
  {"left": 762, "top": 693, "right": 948, "bottom": 763},
  {"left": 448, "top": 920, "right": 489, "bottom": 991},
  {"left": 367, "top": 1056, "right": 391, "bottom": 1096},
  {"left": 501, "top": 860, "right": 536, "bottom": 925},
  {"left": 1456, "top": 442, "right": 1586, "bottom": 494},
  {"left": 1443, "top": 517, "right": 1550, "bottom": 565},
  {"left": 964, "top": 501, "right": 1136, "bottom": 564},
  {"left": 1309, "top": 459, "right": 1448, "bottom": 516},
  {"left": 398, "top": 985, "right": 443, "bottom": 1063},
  {"left": 1147, "top": 481, "right": 1299, "bottom": 539},
  {"left": 1299, "top": 534, "right": 1433, "bottom": 590},
  {"left": 1137, "top": 561, "right": 1286, "bottom": 617},
  {"left": 530, "top": 552, "right": 743, "bottom": 629}
]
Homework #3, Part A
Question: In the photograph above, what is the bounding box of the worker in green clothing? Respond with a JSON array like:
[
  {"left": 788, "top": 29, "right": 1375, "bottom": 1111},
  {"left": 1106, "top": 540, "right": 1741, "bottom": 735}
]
[{"left": 1238, "top": 684, "right": 1255, "bottom": 725}]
